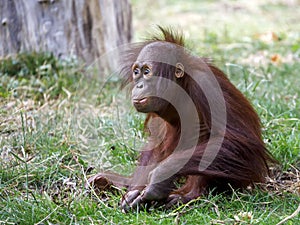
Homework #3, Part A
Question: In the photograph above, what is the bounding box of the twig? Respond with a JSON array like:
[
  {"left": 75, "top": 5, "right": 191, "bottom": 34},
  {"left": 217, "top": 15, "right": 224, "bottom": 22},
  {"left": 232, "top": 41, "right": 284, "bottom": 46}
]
[
  {"left": 276, "top": 203, "right": 300, "bottom": 225},
  {"left": 34, "top": 206, "right": 59, "bottom": 225},
  {"left": 0, "top": 221, "right": 15, "bottom": 225}
]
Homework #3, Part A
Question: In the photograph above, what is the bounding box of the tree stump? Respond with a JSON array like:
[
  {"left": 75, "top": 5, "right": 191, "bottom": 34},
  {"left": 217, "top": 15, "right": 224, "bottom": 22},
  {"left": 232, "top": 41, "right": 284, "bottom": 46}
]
[{"left": 0, "top": 0, "right": 132, "bottom": 72}]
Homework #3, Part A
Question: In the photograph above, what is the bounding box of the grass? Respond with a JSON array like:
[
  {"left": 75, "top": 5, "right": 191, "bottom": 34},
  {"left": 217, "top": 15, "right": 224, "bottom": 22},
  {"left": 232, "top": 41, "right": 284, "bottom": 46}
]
[{"left": 0, "top": 0, "right": 299, "bottom": 224}]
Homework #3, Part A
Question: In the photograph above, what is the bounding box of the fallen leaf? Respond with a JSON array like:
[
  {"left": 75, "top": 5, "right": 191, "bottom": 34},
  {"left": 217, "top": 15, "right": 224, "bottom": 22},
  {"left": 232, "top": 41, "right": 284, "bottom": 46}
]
[{"left": 255, "top": 31, "right": 279, "bottom": 43}]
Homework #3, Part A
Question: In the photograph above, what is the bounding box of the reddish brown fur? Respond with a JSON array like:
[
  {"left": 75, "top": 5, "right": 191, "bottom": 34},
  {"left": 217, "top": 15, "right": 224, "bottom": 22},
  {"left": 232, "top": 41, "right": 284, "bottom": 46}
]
[{"left": 88, "top": 27, "right": 277, "bottom": 209}]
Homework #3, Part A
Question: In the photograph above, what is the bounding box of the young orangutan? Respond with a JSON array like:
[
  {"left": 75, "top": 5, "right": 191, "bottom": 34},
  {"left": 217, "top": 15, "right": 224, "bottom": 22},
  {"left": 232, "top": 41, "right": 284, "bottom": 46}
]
[{"left": 87, "top": 27, "right": 277, "bottom": 211}]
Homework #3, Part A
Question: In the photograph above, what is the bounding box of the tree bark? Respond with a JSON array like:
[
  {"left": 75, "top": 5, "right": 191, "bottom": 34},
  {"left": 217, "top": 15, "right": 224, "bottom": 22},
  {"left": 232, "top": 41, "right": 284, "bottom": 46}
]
[{"left": 0, "top": 0, "right": 132, "bottom": 72}]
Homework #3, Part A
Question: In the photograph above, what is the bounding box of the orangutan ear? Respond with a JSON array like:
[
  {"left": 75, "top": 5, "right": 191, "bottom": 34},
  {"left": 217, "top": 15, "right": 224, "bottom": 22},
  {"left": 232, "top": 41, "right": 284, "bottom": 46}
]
[{"left": 175, "top": 62, "right": 184, "bottom": 78}]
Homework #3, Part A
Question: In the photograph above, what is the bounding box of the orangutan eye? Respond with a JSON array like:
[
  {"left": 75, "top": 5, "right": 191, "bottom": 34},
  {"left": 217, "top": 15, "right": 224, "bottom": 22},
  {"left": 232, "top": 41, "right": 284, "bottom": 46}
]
[
  {"left": 143, "top": 67, "right": 152, "bottom": 78},
  {"left": 144, "top": 68, "right": 150, "bottom": 75},
  {"left": 132, "top": 67, "right": 140, "bottom": 78}
]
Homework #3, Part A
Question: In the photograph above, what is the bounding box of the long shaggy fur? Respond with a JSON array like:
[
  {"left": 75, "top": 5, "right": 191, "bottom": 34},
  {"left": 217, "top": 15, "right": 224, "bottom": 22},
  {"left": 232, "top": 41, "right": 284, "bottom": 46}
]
[
  {"left": 89, "top": 27, "right": 277, "bottom": 209},
  {"left": 120, "top": 27, "right": 276, "bottom": 193}
]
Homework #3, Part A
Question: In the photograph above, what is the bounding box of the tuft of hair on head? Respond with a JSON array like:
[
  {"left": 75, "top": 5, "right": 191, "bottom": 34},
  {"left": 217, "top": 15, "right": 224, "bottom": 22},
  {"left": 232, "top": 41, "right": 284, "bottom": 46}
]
[{"left": 150, "top": 25, "right": 185, "bottom": 47}]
